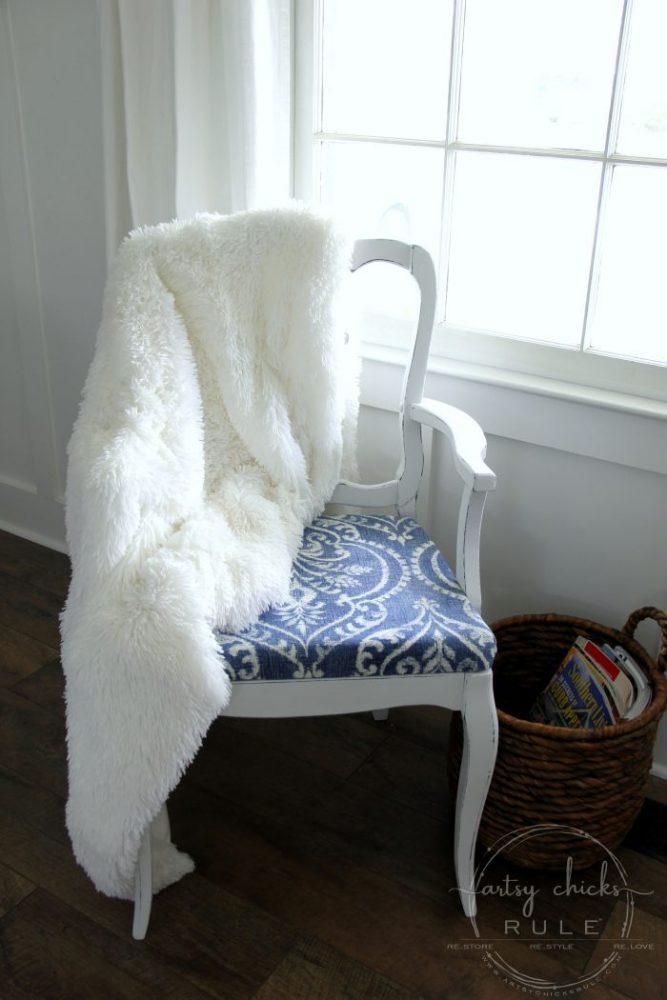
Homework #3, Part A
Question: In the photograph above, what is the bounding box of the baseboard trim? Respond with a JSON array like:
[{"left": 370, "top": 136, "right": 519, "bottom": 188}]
[
  {"left": 0, "top": 479, "right": 66, "bottom": 553},
  {"left": 651, "top": 761, "right": 667, "bottom": 782},
  {"left": 0, "top": 517, "right": 68, "bottom": 555}
]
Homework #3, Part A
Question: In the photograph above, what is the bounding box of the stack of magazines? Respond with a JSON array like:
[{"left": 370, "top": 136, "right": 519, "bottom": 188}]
[{"left": 529, "top": 636, "right": 651, "bottom": 729}]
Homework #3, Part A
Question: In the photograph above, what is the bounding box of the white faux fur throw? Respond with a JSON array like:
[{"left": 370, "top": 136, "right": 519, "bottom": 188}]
[{"left": 61, "top": 206, "right": 357, "bottom": 899}]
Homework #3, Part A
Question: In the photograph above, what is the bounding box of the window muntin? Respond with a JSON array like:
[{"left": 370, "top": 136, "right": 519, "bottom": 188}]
[
  {"left": 321, "top": 0, "right": 452, "bottom": 141},
  {"left": 445, "top": 152, "right": 600, "bottom": 345},
  {"left": 320, "top": 140, "right": 445, "bottom": 266},
  {"left": 457, "top": 0, "right": 622, "bottom": 151},
  {"left": 588, "top": 164, "right": 667, "bottom": 364},
  {"left": 303, "top": 0, "right": 667, "bottom": 396},
  {"left": 616, "top": 0, "right": 667, "bottom": 159}
]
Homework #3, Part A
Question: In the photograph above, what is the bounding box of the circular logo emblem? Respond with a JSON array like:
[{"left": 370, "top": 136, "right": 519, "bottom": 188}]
[{"left": 455, "top": 823, "right": 654, "bottom": 995}]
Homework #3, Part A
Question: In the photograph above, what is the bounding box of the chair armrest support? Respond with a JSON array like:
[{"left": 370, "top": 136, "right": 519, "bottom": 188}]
[
  {"left": 410, "top": 398, "right": 495, "bottom": 611},
  {"left": 409, "top": 399, "right": 496, "bottom": 493}
]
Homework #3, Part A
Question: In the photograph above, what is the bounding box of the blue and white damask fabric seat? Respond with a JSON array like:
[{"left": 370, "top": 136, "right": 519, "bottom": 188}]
[{"left": 216, "top": 514, "right": 496, "bottom": 682}]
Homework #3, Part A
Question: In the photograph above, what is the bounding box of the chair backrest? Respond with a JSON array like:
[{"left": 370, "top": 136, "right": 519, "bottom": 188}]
[{"left": 330, "top": 238, "right": 436, "bottom": 514}]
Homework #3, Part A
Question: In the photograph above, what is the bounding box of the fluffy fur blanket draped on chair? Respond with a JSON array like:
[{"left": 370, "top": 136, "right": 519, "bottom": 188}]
[{"left": 61, "top": 206, "right": 358, "bottom": 899}]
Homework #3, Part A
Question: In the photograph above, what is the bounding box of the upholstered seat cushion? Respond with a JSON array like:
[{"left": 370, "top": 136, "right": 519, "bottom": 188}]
[{"left": 215, "top": 513, "right": 496, "bottom": 681}]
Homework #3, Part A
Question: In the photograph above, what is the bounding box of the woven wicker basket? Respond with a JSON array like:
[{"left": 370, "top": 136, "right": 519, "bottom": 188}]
[{"left": 448, "top": 606, "right": 667, "bottom": 869}]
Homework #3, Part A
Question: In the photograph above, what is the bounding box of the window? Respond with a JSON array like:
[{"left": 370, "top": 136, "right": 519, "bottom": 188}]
[{"left": 294, "top": 0, "right": 667, "bottom": 403}]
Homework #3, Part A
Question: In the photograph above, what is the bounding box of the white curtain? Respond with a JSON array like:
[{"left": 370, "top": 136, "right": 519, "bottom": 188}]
[{"left": 97, "top": 0, "right": 293, "bottom": 264}]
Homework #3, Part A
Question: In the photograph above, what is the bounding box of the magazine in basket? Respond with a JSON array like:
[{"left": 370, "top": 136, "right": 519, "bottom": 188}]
[{"left": 529, "top": 637, "right": 651, "bottom": 729}]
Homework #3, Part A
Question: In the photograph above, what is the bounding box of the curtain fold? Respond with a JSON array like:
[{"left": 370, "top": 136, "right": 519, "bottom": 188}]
[{"left": 97, "top": 0, "right": 293, "bottom": 263}]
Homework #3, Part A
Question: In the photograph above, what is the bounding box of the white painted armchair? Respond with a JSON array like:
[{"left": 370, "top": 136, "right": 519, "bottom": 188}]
[{"left": 132, "top": 239, "right": 498, "bottom": 939}]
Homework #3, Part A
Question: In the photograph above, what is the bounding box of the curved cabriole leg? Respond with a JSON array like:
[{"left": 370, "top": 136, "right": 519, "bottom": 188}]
[
  {"left": 454, "top": 671, "right": 498, "bottom": 920},
  {"left": 132, "top": 803, "right": 170, "bottom": 939},
  {"left": 152, "top": 800, "right": 171, "bottom": 842},
  {"left": 456, "top": 486, "right": 487, "bottom": 613},
  {"left": 132, "top": 824, "right": 152, "bottom": 940}
]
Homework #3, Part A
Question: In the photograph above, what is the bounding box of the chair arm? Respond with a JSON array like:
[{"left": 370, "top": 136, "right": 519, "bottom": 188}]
[{"left": 409, "top": 398, "right": 496, "bottom": 492}]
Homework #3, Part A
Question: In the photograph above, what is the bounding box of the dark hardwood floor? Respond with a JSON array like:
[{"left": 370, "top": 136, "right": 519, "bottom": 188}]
[{"left": 0, "top": 528, "right": 665, "bottom": 999}]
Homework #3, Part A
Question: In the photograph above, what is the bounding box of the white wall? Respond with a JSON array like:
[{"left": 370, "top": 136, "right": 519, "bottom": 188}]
[
  {"left": 358, "top": 405, "right": 667, "bottom": 631},
  {"left": 1, "top": 0, "right": 666, "bottom": 772},
  {"left": 357, "top": 398, "right": 667, "bottom": 774},
  {"left": 0, "top": 0, "right": 107, "bottom": 544}
]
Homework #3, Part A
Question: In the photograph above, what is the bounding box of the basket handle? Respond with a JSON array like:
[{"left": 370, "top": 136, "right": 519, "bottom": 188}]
[{"left": 622, "top": 606, "right": 667, "bottom": 674}]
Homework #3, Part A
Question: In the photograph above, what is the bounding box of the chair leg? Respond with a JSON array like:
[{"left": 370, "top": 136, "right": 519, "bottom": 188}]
[
  {"left": 132, "top": 822, "right": 152, "bottom": 940},
  {"left": 152, "top": 800, "right": 171, "bottom": 842},
  {"left": 454, "top": 671, "right": 498, "bottom": 920},
  {"left": 372, "top": 709, "right": 389, "bottom": 721}
]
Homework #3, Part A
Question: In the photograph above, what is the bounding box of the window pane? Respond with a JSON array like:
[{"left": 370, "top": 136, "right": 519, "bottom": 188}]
[
  {"left": 349, "top": 263, "right": 421, "bottom": 349},
  {"left": 321, "top": 0, "right": 452, "bottom": 141},
  {"left": 588, "top": 166, "right": 667, "bottom": 364},
  {"left": 458, "top": 0, "right": 622, "bottom": 151},
  {"left": 446, "top": 152, "right": 600, "bottom": 345},
  {"left": 320, "top": 139, "right": 445, "bottom": 269},
  {"left": 617, "top": 0, "right": 667, "bottom": 159},
  {"left": 319, "top": 140, "right": 444, "bottom": 333}
]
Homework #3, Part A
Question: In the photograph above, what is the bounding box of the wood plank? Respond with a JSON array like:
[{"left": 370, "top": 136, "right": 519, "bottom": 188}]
[
  {"left": 0, "top": 569, "right": 63, "bottom": 646},
  {"left": 289, "top": 767, "right": 452, "bottom": 902},
  {"left": 0, "top": 705, "right": 651, "bottom": 999},
  {"left": 187, "top": 719, "right": 451, "bottom": 905},
  {"left": 463, "top": 854, "right": 617, "bottom": 978},
  {"left": 613, "top": 847, "right": 667, "bottom": 923},
  {"left": 12, "top": 656, "right": 65, "bottom": 713},
  {"left": 2, "top": 763, "right": 457, "bottom": 997},
  {"left": 463, "top": 842, "right": 667, "bottom": 986},
  {"left": 456, "top": 934, "right": 628, "bottom": 1000},
  {"left": 0, "top": 687, "right": 67, "bottom": 798},
  {"left": 383, "top": 705, "right": 451, "bottom": 754},
  {"left": 0, "top": 622, "right": 58, "bottom": 688},
  {"left": 1, "top": 885, "right": 260, "bottom": 1000},
  {"left": 222, "top": 711, "right": 388, "bottom": 780},
  {"left": 0, "top": 529, "right": 70, "bottom": 598},
  {"left": 0, "top": 533, "right": 664, "bottom": 997},
  {"left": 253, "top": 937, "right": 420, "bottom": 999},
  {"left": 169, "top": 782, "right": 629, "bottom": 999},
  {"left": 0, "top": 888, "right": 193, "bottom": 1000},
  {"left": 0, "top": 799, "right": 296, "bottom": 1000},
  {"left": 350, "top": 730, "right": 451, "bottom": 821},
  {"left": 0, "top": 862, "right": 34, "bottom": 919},
  {"left": 187, "top": 715, "right": 344, "bottom": 816},
  {"left": 0, "top": 767, "right": 69, "bottom": 845},
  {"left": 585, "top": 902, "right": 667, "bottom": 999},
  {"left": 168, "top": 780, "right": 482, "bottom": 998}
]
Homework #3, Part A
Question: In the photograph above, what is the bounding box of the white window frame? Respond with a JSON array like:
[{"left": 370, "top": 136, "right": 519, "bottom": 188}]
[{"left": 293, "top": 0, "right": 667, "bottom": 415}]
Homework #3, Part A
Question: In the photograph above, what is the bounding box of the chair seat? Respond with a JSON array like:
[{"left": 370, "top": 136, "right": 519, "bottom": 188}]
[{"left": 215, "top": 513, "right": 496, "bottom": 681}]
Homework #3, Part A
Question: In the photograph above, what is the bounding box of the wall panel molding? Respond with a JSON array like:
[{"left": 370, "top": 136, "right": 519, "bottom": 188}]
[
  {"left": 0, "top": 0, "right": 61, "bottom": 501},
  {"left": 360, "top": 355, "right": 667, "bottom": 477},
  {"left": 0, "top": 473, "right": 37, "bottom": 495},
  {"left": 0, "top": 481, "right": 65, "bottom": 552}
]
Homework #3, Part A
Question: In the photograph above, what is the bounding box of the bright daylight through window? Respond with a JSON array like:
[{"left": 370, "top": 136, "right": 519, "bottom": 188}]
[{"left": 298, "top": 0, "right": 667, "bottom": 402}]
